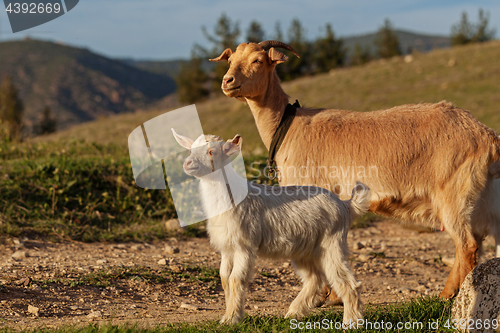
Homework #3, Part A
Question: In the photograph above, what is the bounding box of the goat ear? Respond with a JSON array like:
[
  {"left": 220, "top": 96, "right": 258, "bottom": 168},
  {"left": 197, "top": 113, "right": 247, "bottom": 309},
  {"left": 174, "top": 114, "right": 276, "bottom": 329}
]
[
  {"left": 268, "top": 48, "right": 288, "bottom": 64},
  {"left": 209, "top": 48, "right": 233, "bottom": 62},
  {"left": 171, "top": 128, "right": 194, "bottom": 149},
  {"left": 223, "top": 134, "right": 242, "bottom": 156}
]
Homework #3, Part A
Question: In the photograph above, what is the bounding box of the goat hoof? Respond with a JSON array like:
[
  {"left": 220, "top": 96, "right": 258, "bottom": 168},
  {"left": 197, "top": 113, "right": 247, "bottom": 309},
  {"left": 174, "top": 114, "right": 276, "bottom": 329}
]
[{"left": 440, "top": 289, "right": 458, "bottom": 299}]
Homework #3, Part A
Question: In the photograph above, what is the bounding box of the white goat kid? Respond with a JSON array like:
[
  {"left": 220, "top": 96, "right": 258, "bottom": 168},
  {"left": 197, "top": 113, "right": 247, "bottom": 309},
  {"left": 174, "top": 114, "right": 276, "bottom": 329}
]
[{"left": 172, "top": 129, "right": 370, "bottom": 324}]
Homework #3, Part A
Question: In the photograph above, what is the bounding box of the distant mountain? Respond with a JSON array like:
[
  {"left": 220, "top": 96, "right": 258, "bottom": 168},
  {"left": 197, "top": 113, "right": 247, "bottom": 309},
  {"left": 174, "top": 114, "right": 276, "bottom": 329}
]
[
  {"left": 0, "top": 39, "right": 176, "bottom": 132},
  {"left": 343, "top": 29, "right": 450, "bottom": 59},
  {"left": 119, "top": 58, "right": 186, "bottom": 79},
  {"left": 120, "top": 58, "right": 215, "bottom": 79}
]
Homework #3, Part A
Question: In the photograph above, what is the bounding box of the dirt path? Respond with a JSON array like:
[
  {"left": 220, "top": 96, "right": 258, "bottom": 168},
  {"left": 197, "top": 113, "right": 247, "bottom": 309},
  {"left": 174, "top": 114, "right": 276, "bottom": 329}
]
[{"left": 0, "top": 221, "right": 497, "bottom": 330}]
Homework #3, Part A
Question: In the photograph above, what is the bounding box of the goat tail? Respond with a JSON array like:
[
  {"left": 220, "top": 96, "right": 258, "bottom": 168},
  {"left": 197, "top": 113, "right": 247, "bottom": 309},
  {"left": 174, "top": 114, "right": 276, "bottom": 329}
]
[{"left": 349, "top": 182, "right": 371, "bottom": 220}]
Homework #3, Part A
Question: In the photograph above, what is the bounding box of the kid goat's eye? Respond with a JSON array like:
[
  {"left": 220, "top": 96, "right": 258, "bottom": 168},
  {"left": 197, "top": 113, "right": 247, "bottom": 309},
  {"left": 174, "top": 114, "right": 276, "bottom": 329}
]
[
  {"left": 208, "top": 150, "right": 215, "bottom": 156},
  {"left": 253, "top": 60, "right": 262, "bottom": 64}
]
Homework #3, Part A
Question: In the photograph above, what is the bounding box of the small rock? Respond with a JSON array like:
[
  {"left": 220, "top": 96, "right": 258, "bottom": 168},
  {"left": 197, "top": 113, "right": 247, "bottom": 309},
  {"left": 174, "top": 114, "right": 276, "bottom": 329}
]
[
  {"left": 399, "top": 287, "right": 411, "bottom": 294},
  {"left": 28, "top": 305, "right": 39, "bottom": 316},
  {"left": 180, "top": 303, "right": 198, "bottom": 311},
  {"left": 395, "top": 268, "right": 401, "bottom": 275},
  {"left": 96, "top": 259, "right": 107, "bottom": 265},
  {"left": 358, "top": 254, "right": 371, "bottom": 262},
  {"left": 164, "top": 245, "right": 180, "bottom": 254},
  {"left": 169, "top": 264, "right": 183, "bottom": 273},
  {"left": 157, "top": 258, "right": 168, "bottom": 265},
  {"left": 404, "top": 55, "right": 414, "bottom": 63},
  {"left": 282, "top": 262, "right": 290, "bottom": 269},
  {"left": 165, "top": 219, "right": 182, "bottom": 231},
  {"left": 254, "top": 305, "right": 259, "bottom": 310},
  {"left": 87, "top": 310, "right": 102, "bottom": 319},
  {"left": 11, "top": 251, "right": 27, "bottom": 261},
  {"left": 353, "top": 242, "right": 365, "bottom": 250},
  {"left": 416, "top": 285, "right": 427, "bottom": 292},
  {"left": 14, "top": 277, "right": 31, "bottom": 287},
  {"left": 13, "top": 239, "right": 25, "bottom": 249},
  {"left": 70, "top": 306, "right": 79, "bottom": 310},
  {"left": 442, "top": 256, "right": 455, "bottom": 267},
  {"left": 130, "top": 244, "right": 143, "bottom": 251}
]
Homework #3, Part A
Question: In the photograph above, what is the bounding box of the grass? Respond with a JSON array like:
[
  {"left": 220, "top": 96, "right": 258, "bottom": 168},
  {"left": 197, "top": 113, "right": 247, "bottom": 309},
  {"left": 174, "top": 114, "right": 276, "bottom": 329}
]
[
  {"left": 12, "top": 296, "right": 454, "bottom": 332},
  {"left": 2, "top": 41, "right": 500, "bottom": 241},
  {"left": 28, "top": 265, "right": 220, "bottom": 290}
]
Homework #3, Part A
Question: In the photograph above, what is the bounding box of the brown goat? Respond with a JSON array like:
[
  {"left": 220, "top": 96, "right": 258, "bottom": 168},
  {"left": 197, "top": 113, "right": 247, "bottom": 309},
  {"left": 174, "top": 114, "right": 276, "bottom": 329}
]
[{"left": 210, "top": 41, "right": 500, "bottom": 301}]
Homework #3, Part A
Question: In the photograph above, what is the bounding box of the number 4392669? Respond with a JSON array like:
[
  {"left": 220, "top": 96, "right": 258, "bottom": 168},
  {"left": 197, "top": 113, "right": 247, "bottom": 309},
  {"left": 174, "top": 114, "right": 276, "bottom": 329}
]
[{"left": 5, "top": 2, "right": 62, "bottom": 14}]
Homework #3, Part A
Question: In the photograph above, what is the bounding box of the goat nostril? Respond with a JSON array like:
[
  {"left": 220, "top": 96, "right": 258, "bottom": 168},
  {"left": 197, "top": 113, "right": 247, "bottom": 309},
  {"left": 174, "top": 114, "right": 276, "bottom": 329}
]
[
  {"left": 223, "top": 76, "right": 234, "bottom": 85},
  {"left": 185, "top": 160, "right": 192, "bottom": 167}
]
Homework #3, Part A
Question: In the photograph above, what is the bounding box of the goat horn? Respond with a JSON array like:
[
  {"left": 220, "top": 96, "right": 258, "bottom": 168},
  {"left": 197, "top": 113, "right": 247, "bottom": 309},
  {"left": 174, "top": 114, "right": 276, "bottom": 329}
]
[{"left": 258, "top": 40, "right": 300, "bottom": 59}]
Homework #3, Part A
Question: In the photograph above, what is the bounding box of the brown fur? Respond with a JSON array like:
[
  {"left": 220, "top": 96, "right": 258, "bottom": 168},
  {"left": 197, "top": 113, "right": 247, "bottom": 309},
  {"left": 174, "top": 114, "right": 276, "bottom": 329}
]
[{"left": 210, "top": 42, "right": 500, "bottom": 299}]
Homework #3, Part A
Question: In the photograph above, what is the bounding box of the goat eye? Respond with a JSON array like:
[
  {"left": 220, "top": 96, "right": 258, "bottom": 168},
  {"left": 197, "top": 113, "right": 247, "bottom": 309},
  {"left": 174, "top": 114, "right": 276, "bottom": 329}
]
[
  {"left": 253, "top": 60, "right": 262, "bottom": 64},
  {"left": 208, "top": 150, "right": 214, "bottom": 156}
]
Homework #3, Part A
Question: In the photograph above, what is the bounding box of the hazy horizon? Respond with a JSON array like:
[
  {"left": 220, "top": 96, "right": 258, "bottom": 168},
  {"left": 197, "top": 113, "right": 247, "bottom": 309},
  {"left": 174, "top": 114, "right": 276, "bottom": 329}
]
[{"left": 0, "top": 0, "right": 498, "bottom": 61}]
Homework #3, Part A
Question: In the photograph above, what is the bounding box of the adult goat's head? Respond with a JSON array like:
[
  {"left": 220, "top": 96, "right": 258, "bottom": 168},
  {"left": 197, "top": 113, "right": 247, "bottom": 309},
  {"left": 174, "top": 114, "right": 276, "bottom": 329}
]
[{"left": 209, "top": 41, "right": 300, "bottom": 99}]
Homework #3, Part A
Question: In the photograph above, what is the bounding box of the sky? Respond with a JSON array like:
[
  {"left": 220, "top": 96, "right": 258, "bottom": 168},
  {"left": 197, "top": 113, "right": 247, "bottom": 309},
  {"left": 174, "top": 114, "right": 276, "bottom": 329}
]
[{"left": 0, "top": 0, "right": 499, "bottom": 60}]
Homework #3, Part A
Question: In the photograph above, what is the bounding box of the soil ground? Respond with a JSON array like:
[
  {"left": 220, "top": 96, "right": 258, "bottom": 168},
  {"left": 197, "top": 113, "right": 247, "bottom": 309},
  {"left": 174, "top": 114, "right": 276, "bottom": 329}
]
[{"left": 0, "top": 220, "right": 497, "bottom": 330}]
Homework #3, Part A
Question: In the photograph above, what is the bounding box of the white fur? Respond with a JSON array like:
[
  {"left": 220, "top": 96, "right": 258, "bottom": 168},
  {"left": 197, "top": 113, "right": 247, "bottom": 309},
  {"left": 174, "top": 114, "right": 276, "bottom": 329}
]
[{"left": 172, "top": 129, "right": 370, "bottom": 324}]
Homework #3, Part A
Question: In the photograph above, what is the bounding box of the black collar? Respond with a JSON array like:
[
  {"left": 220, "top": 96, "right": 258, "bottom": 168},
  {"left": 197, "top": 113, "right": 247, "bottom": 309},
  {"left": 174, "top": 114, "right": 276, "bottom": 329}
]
[{"left": 266, "top": 100, "right": 300, "bottom": 180}]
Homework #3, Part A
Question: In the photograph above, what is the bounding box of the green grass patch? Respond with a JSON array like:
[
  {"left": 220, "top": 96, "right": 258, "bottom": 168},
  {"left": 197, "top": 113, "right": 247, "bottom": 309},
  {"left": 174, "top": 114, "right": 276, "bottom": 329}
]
[{"left": 15, "top": 296, "right": 454, "bottom": 332}]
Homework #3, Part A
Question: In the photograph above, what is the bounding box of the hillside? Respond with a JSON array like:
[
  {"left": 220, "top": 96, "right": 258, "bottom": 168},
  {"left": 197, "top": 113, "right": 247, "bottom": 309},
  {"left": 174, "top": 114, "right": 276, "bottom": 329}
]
[
  {"left": 38, "top": 40, "right": 500, "bottom": 156},
  {"left": 343, "top": 29, "right": 450, "bottom": 57},
  {"left": 123, "top": 30, "right": 449, "bottom": 78},
  {"left": 0, "top": 39, "right": 176, "bottom": 131}
]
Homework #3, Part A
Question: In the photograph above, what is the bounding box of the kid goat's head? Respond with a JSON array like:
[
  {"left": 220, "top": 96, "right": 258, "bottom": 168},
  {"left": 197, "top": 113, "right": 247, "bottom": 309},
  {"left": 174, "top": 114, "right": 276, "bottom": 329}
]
[
  {"left": 171, "top": 129, "right": 242, "bottom": 179},
  {"left": 209, "top": 40, "right": 300, "bottom": 99}
]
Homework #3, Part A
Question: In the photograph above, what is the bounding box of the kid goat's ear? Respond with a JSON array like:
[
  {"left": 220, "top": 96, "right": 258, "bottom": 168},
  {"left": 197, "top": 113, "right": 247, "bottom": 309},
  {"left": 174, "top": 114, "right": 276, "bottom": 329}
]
[
  {"left": 223, "top": 134, "right": 242, "bottom": 156},
  {"left": 171, "top": 128, "right": 194, "bottom": 150}
]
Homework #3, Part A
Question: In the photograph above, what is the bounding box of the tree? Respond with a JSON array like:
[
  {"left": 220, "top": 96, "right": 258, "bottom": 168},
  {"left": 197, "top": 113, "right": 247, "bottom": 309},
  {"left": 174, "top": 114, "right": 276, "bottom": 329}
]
[
  {"left": 280, "top": 18, "right": 310, "bottom": 80},
  {"left": 201, "top": 13, "right": 241, "bottom": 92},
  {"left": 350, "top": 43, "right": 372, "bottom": 66},
  {"left": 451, "top": 12, "right": 474, "bottom": 45},
  {"left": 451, "top": 9, "right": 496, "bottom": 45},
  {"left": 37, "top": 106, "right": 57, "bottom": 135},
  {"left": 374, "top": 19, "right": 402, "bottom": 59},
  {"left": 176, "top": 55, "right": 210, "bottom": 104},
  {"left": 313, "top": 24, "right": 345, "bottom": 73},
  {"left": 0, "top": 75, "right": 24, "bottom": 141},
  {"left": 474, "top": 9, "right": 496, "bottom": 42},
  {"left": 246, "top": 20, "right": 265, "bottom": 43},
  {"left": 202, "top": 12, "right": 240, "bottom": 53}
]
